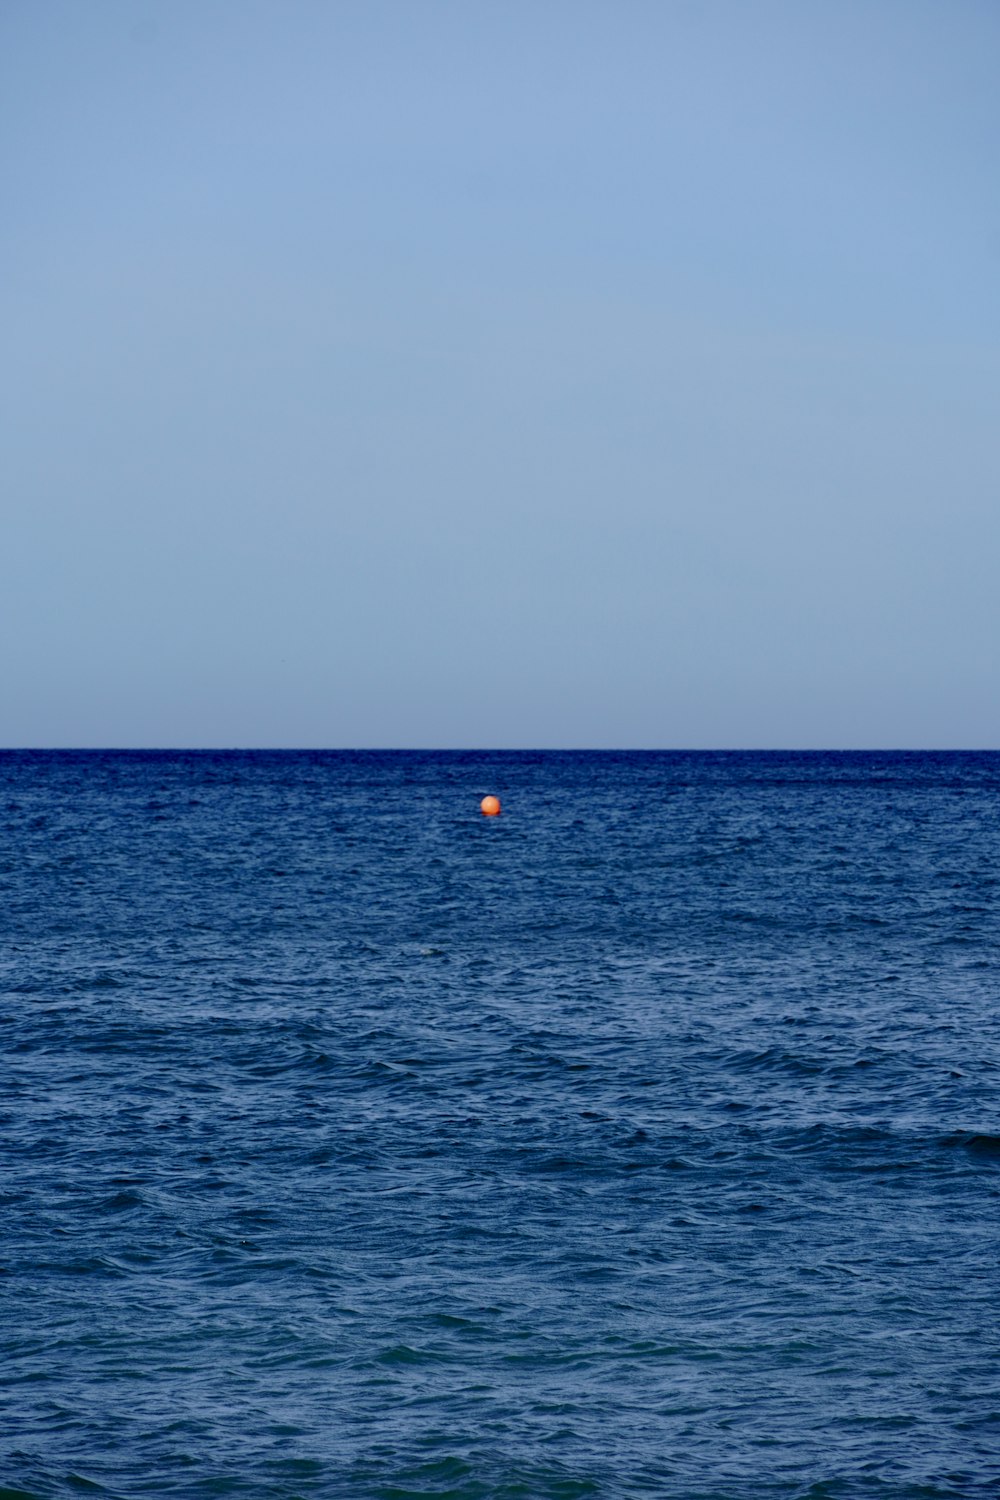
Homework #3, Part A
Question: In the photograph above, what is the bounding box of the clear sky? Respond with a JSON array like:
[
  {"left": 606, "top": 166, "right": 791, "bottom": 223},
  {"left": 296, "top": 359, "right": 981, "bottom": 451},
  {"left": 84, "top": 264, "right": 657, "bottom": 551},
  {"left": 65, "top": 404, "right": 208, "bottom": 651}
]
[{"left": 3, "top": 0, "right": 999, "bottom": 748}]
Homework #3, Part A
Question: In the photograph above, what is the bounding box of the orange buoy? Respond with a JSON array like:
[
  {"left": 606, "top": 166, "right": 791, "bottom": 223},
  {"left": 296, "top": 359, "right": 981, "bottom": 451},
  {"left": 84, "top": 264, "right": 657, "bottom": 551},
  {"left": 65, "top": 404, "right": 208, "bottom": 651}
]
[{"left": 480, "top": 795, "right": 501, "bottom": 816}]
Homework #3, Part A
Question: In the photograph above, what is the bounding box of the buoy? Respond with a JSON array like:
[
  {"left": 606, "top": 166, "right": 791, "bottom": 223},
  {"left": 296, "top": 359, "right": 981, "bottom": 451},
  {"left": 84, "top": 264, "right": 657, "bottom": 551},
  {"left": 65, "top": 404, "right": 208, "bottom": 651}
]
[{"left": 480, "top": 795, "right": 501, "bottom": 816}]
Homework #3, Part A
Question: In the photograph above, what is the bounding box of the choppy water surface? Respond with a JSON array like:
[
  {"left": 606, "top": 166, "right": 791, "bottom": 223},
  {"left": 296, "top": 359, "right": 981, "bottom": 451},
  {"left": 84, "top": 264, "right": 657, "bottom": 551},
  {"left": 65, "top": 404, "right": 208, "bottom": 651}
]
[{"left": 3, "top": 751, "right": 1000, "bottom": 1499}]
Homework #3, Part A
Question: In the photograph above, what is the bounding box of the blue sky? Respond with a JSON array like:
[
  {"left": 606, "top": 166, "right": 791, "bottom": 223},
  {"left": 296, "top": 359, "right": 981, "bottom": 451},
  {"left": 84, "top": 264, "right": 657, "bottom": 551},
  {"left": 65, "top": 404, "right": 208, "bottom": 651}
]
[{"left": 3, "top": 0, "right": 999, "bottom": 746}]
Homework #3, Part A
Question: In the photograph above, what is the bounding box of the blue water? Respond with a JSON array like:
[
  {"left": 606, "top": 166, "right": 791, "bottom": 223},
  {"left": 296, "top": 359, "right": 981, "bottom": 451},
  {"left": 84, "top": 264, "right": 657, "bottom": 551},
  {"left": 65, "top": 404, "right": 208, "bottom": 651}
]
[{"left": 3, "top": 751, "right": 1000, "bottom": 1500}]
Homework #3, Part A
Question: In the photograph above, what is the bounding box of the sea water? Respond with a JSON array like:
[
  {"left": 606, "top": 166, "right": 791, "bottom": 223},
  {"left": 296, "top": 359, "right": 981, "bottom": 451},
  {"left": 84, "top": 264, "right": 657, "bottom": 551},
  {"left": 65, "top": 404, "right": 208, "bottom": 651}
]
[{"left": 2, "top": 750, "right": 999, "bottom": 1499}]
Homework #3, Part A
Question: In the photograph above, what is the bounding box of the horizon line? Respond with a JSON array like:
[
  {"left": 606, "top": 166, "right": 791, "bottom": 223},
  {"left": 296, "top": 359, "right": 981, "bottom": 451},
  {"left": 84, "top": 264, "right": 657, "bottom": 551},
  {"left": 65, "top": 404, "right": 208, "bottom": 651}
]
[{"left": 2, "top": 746, "right": 999, "bottom": 756}]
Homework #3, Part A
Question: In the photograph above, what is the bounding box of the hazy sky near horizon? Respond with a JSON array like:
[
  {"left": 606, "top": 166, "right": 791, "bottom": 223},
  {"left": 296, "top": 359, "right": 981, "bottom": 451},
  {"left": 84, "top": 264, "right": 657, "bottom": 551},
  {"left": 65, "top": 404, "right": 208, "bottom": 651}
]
[{"left": 3, "top": 0, "right": 999, "bottom": 747}]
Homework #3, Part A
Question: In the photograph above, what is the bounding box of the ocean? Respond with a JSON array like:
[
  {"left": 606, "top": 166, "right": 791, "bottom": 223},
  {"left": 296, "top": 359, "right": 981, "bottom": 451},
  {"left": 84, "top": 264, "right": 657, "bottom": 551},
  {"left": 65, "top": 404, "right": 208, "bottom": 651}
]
[{"left": 2, "top": 750, "right": 999, "bottom": 1499}]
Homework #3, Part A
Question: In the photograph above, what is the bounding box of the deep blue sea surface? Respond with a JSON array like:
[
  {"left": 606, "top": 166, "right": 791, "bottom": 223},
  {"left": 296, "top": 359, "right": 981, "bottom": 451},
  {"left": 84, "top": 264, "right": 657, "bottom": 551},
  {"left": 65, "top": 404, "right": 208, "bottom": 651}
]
[{"left": 3, "top": 751, "right": 1000, "bottom": 1500}]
